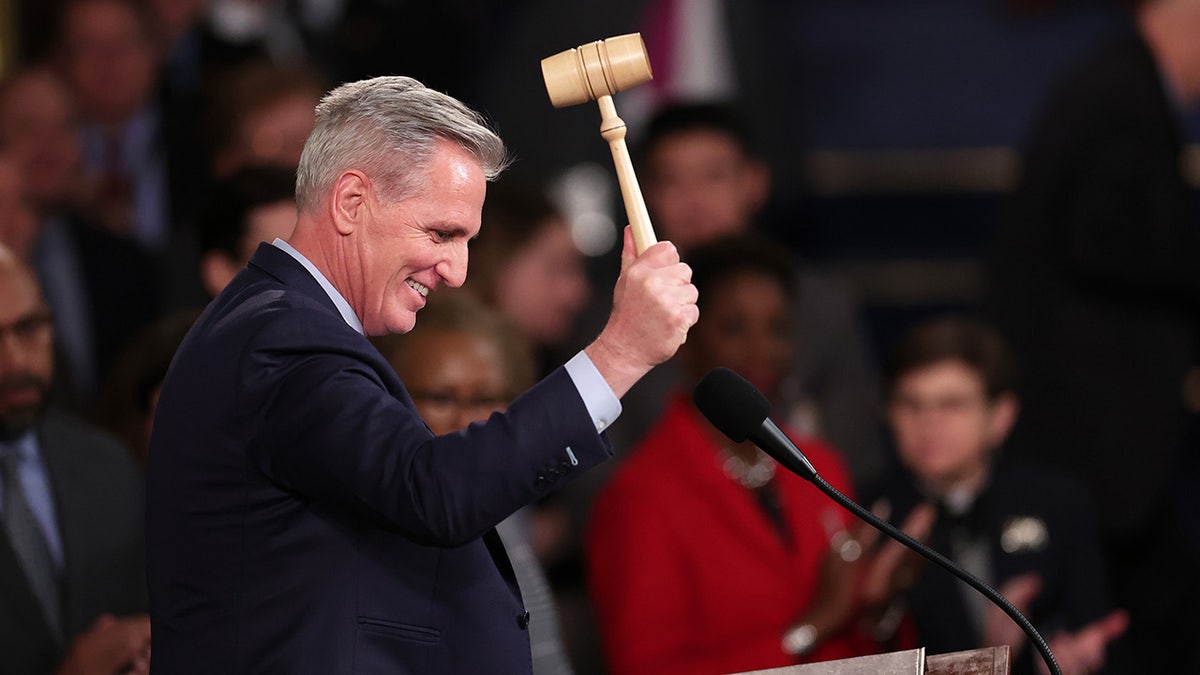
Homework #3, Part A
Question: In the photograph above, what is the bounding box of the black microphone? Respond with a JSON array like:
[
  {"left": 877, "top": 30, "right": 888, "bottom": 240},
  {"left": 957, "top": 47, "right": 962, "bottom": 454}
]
[
  {"left": 693, "top": 367, "right": 1063, "bottom": 675},
  {"left": 691, "top": 365, "right": 819, "bottom": 482}
]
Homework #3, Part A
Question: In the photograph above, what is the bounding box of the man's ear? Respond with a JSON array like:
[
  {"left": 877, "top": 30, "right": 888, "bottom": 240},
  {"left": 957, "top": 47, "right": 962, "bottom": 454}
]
[
  {"left": 329, "top": 170, "right": 370, "bottom": 236},
  {"left": 986, "top": 392, "right": 1020, "bottom": 448}
]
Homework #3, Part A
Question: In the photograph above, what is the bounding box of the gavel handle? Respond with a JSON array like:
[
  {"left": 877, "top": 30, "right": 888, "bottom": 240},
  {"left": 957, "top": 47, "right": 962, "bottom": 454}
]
[{"left": 598, "top": 95, "right": 657, "bottom": 255}]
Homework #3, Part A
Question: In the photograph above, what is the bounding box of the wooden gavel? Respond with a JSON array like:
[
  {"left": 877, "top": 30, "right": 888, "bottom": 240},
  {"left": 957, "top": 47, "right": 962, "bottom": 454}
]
[{"left": 541, "top": 34, "right": 658, "bottom": 255}]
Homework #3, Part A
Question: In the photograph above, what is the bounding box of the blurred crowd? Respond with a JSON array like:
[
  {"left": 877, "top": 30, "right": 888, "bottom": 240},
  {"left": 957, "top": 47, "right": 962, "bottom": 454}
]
[{"left": 0, "top": 0, "right": 1197, "bottom": 674}]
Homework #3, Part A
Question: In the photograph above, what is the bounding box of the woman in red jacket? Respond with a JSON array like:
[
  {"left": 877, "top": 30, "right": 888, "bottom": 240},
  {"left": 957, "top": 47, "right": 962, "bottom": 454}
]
[{"left": 587, "top": 235, "right": 877, "bottom": 675}]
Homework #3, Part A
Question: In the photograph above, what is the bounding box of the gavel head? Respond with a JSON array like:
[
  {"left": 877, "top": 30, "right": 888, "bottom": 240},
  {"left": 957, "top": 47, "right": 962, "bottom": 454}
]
[{"left": 541, "top": 33, "right": 653, "bottom": 108}]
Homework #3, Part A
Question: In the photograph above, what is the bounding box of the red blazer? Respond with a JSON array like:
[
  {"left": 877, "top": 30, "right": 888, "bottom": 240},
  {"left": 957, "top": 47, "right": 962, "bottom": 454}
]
[{"left": 587, "top": 394, "right": 863, "bottom": 675}]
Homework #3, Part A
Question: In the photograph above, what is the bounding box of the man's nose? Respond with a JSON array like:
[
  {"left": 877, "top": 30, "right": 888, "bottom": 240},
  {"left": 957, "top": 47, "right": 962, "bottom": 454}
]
[{"left": 438, "top": 243, "right": 469, "bottom": 288}]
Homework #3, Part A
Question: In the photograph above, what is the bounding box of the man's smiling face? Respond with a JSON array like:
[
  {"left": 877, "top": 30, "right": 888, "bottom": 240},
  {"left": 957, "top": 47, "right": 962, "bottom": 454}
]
[{"left": 355, "top": 140, "right": 487, "bottom": 336}]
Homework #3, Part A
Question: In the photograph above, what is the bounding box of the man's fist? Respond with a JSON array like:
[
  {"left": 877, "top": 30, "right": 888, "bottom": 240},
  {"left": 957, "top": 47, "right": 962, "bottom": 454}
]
[{"left": 587, "top": 227, "right": 699, "bottom": 398}]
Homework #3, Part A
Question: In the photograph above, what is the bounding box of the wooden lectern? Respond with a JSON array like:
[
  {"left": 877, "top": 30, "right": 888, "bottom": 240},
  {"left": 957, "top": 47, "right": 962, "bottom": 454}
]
[{"left": 729, "top": 646, "right": 1009, "bottom": 675}]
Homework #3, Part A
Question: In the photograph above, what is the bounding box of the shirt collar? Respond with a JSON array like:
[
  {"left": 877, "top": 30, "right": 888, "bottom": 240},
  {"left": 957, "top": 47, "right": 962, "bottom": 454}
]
[
  {"left": 270, "top": 238, "right": 364, "bottom": 335},
  {"left": 0, "top": 430, "right": 39, "bottom": 464}
]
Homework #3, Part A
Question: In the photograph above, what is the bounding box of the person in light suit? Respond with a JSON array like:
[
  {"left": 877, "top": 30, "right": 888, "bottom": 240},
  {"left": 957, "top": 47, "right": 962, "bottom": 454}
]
[{"left": 146, "top": 75, "right": 698, "bottom": 674}]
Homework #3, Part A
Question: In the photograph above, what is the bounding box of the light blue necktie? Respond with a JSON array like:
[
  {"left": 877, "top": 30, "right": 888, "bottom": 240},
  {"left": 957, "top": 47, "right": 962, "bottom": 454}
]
[{"left": 0, "top": 445, "right": 63, "bottom": 642}]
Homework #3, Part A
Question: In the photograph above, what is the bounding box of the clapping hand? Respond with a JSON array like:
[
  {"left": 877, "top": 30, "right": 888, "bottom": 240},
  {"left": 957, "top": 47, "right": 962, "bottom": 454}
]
[
  {"left": 986, "top": 573, "right": 1128, "bottom": 675},
  {"left": 56, "top": 613, "right": 151, "bottom": 675}
]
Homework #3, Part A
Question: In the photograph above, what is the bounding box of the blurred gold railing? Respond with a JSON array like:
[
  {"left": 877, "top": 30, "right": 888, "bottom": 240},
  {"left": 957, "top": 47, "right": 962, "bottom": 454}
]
[{"left": 803, "top": 144, "right": 1200, "bottom": 195}]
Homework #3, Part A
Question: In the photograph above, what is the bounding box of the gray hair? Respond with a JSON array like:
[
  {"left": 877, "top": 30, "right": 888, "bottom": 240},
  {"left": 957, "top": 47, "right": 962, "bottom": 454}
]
[{"left": 295, "top": 76, "right": 509, "bottom": 212}]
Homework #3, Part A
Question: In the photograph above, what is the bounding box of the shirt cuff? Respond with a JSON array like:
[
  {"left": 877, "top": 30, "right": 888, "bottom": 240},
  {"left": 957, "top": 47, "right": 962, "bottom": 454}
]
[{"left": 564, "top": 351, "right": 622, "bottom": 433}]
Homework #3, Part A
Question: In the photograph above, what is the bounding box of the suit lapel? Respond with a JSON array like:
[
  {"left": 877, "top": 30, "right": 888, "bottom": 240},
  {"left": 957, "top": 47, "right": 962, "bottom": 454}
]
[
  {"left": 0, "top": 420, "right": 67, "bottom": 649},
  {"left": 245, "top": 244, "right": 427, "bottom": 408},
  {"left": 0, "top": 522, "right": 59, "bottom": 648},
  {"left": 246, "top": 243, "right": 341, "bottom": 315},
  {"left": 38, "top": 415, "right": 90, "bottom": 640}
]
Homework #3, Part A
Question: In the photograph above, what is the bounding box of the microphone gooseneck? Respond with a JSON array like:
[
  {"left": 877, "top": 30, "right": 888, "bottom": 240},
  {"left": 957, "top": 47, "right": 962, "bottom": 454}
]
[{"left": 693, "top": 367, "right": 1063, "bottom": 675}]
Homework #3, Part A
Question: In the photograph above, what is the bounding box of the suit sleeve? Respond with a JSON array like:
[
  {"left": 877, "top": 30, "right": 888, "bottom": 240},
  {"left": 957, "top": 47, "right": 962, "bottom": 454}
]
[{"left": 240, "top": 314, "right": 612, "bottom": 547}]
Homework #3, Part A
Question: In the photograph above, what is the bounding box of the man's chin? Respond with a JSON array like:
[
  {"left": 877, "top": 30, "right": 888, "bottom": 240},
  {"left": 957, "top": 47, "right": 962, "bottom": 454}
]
[{"left": 385, "top": 312, "right": 418, "bottom": 335}]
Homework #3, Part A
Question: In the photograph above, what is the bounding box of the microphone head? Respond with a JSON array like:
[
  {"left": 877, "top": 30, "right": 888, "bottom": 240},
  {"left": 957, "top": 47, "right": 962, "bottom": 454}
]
[{"left": 692, "top": 367, "right": 771, "bottom": 443}]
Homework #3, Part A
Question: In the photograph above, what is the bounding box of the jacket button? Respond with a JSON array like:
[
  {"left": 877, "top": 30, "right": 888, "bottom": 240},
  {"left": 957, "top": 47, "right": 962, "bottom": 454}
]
[{"left": 517, "top": 611, "right": 531, "bottom": 630}]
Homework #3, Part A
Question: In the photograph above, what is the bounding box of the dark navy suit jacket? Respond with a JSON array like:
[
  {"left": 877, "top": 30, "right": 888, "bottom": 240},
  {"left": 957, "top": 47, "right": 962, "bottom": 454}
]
[
  {"left": 147, "top": 244, "right": 611, "bottom": 674},
  {"left": 0, "top": 412, "right": 146, "bottom": 675}
]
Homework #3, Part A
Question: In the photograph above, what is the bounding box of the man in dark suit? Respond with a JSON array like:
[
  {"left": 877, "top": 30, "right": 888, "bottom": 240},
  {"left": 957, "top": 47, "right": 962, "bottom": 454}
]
[
  {"left": 986, "top": 1, "right": 1200, "bottom": 670},
  {"left": 147, "top": 76, "right": 698, "bottom": 674},
  {"left": 0, "top": 245, "right": 149, "bottom": 675}
]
